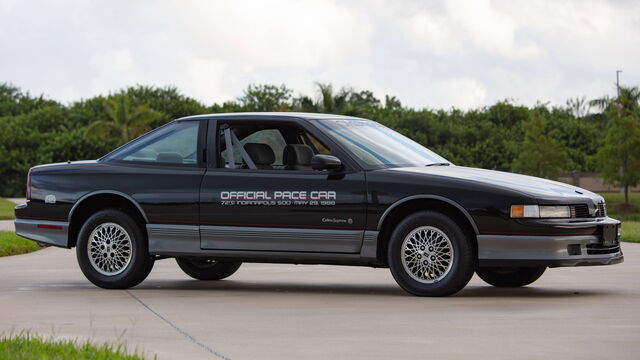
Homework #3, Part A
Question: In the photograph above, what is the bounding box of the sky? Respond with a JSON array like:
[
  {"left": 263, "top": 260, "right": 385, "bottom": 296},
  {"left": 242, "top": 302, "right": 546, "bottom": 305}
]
[{"left": 0, "top": 0, "right": 639, "bottom": 110}]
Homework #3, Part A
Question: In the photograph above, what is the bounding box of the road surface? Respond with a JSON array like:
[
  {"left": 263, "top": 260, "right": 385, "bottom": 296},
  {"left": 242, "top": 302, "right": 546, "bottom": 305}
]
[{"left": 0, "top": 244, "right": 638, "bottom": 359}]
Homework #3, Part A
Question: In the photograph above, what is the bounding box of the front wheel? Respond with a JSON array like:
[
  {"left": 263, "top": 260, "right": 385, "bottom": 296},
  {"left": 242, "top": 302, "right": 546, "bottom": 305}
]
[
  {"left": 476, "top": 267, "right": 546, "bottom": 287},
  {"left": 76, "top": 209, "right": 154, "bottom": 289},
  {"left": 388, "top": 211, "right": 475, "bottom": 297},
  {"left": 176, "top": 258, "right": 242, "bottom": 281}
]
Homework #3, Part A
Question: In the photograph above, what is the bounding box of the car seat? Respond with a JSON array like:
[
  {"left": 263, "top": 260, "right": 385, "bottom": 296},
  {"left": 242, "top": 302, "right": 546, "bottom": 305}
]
[
  {"left": 244, "top": 143, "right": 275, "bottom": 170},
  {"left": 283, "top": 144, "right": 314, "bottom": 171}
]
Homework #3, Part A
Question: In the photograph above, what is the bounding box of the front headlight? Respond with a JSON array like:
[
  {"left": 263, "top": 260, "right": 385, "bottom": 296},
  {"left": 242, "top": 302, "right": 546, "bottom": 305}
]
[
  {"left": 511, "top": 205, "right": 571, "bottom": 218},
  {"left": 539, "top": 206, "right": 571, "bottom": 218}
]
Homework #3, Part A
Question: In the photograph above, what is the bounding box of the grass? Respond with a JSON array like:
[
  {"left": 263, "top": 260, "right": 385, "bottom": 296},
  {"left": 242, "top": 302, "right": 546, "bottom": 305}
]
[
  {"left": 600, "top": 192, "right": 640, "bottom": 221},
  {"left": 600, "top": 192, "right": 640, "bottom": 243},
  {"left": 0, "top": 198, "right": 15, "bottom": 220},
  {"left": 619, "top": 221, "right": 640, "bottom": 243},
  {"left": 0, "top": 231, "right": 40, "bottom": 257},
  {"left": 0, "top": 333, "right": 145, "bottom": 360}
]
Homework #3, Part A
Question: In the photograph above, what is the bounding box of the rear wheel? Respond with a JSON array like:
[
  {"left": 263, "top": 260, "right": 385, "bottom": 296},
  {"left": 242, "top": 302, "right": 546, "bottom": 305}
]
[
  {"left": 76, "top": 209, "right": 154, "bottom": 289},
  {"left": 388, "top": 211, "right": 475, "bottom": 297},
  {"left": 476, "top": 267, "right": 546, "bottom": 287},
  {"left": 176, "top": 258, "right": 242, "bottom": 280}
]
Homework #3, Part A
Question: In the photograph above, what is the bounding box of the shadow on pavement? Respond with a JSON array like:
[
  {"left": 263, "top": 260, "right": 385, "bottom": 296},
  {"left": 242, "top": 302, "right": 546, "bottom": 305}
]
[
  {"left": 456, "top": 285, "right": 613, "bottom": 298},
  {"left": 15, "top": 279, "right": 617, "bottom": 299},
  {"left": 125, "top": 280, "right": 616, "bottom": 299}
]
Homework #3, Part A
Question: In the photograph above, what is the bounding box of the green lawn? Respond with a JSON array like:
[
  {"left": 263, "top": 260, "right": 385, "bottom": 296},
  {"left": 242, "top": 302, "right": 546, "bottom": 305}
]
[
  {"left": 0, "top": 231, "right": 40, "bottom": 257},
  {"left": 600, "top": 192, "right": 639, "bottom": 243},
  {"left": 0, "top": 198, "right": 15, "bottom": 220},
  {"left": 619, "top": 221, "right": 640, "bottom": 243},
  {"left": 600, "top": 192, "right": 640, "bottom": 221},
  {"left": 0, "top": 334, "right": 145, "bottom": 360}
]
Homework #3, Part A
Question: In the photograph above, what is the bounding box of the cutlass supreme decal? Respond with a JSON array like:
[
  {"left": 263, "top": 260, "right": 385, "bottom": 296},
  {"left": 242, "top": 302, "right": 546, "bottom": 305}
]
[{"left": 220, "top": 191, "right": 336, "bottom": 206}]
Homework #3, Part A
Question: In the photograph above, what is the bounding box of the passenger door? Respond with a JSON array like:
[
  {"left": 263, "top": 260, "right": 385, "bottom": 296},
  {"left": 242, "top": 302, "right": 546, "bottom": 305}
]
[{"left": 199, "top": 119, "right": 367, "bottom": 253}]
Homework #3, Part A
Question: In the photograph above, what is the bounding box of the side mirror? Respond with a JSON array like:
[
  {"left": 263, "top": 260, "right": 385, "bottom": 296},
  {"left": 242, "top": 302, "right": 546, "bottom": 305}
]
[{"left": 311, "top": 154, "right": 342, "bottom": 171}]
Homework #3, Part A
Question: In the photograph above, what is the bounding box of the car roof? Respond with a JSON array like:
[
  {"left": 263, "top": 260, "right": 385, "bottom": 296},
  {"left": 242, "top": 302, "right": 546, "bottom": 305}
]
[{"left": 175, "top": 112, "right": 368, "bottom": 122}]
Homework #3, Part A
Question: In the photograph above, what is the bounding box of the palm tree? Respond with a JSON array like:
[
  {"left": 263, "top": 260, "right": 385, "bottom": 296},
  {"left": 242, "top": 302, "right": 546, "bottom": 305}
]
[
  {"left": 292, "top": 83, "right": 352, "bottom": 114},
  {"left": 566, "top": 96, "right": 591, "bottom": 118},
  {"left": 316, "top": 83, "right": 351, "bottom": 114},
  {"left": 590, "top": 86, "right": 640, "bottom": 118},
  {"left": 84, "top": 94, "right": 166, "bottom": 143}
]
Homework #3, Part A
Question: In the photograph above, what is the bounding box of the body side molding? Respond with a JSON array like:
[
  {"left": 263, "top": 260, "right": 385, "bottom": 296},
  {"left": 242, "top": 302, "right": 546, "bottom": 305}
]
[
  {"left": 200, "top": 225, "right": 363, "bottom": 253},
  {"left": 377, "top": 195, "right": 479, "bottom": 235},
  {"left": 148, "top": 224, "right": 200, "bottom": 253}
]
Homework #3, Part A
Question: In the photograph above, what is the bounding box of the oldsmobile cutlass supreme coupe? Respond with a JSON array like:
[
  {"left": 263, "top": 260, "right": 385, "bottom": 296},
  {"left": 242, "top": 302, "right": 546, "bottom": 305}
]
[{"left": 14, "top": 113, "right": 623, "bottom": 296}]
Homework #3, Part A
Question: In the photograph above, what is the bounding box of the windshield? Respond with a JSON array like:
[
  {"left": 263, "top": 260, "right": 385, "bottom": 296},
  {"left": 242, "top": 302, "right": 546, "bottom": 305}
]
[{"left": 314, "top": 119, "right": 449, "bottom": 168}]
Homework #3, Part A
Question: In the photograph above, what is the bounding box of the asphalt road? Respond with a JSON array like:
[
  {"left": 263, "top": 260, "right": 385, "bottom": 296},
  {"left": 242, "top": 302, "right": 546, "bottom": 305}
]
[{"left": 0, "top": 244, "right": 639, "bottom": 360}]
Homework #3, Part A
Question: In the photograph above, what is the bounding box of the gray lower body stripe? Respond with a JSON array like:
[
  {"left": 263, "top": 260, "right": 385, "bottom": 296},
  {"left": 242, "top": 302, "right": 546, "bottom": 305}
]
[
  {"left": 200, "top": 225, "right": 363, "bottom": 253},
  {"left": 147, "top": 224, "right": 368, "bottom": 256},
  {"left": 147, "top": 224, "right": 201, "bottom": 254}
]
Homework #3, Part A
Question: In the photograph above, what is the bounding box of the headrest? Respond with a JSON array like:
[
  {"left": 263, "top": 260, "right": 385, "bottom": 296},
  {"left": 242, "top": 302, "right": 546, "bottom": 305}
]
[
  {"left": 244, "top": 143, "right": 275, "bottom": 165},
  {"left": 283, "top": 144, "right": 314, "bottom": 167}
]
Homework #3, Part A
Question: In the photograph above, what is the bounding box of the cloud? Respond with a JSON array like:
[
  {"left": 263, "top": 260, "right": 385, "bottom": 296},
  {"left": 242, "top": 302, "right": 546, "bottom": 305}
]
[
  {"left": 0, "top": 0, "right": 638, "bottom": 110},
  {"left": 403, "top": 0, "right": 541, "bottom": 60}
]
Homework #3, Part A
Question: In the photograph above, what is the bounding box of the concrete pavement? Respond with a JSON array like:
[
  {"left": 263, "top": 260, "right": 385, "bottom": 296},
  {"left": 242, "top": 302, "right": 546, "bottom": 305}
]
[
  {"left": 0, "top": 198, "right": 22, "bottom": 231},
  {"left": 0, "top": 244, "right": 639, "bottom": 359},
  {"left": 0, "top": 221, "right": 13, "bottom": 231},
  {"left": 6, "top": 198, "right": 25, "bottom": 205}
]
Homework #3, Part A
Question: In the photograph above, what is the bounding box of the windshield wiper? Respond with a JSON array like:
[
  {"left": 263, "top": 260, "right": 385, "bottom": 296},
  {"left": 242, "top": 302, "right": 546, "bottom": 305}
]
[{"left": 425, "top": 162, "right": 451, "bottom": 167}]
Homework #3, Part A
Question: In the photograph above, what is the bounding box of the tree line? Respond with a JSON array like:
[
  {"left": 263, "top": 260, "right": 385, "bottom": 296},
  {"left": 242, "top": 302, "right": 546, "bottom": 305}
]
[{"left": 0, "top": 82, "right": 638, "bottom": 205}]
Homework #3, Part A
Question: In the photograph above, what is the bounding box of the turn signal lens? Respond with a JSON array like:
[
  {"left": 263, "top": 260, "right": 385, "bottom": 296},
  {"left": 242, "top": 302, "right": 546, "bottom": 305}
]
[
  {"left": 511, "top": 205, "right": 524, "bottom": 217},
  {"left": 510, "top": 205, "right": 539, "bottom": 218},
  {"left": 511, "top": 205, "right": 571, "bottom": 218}
]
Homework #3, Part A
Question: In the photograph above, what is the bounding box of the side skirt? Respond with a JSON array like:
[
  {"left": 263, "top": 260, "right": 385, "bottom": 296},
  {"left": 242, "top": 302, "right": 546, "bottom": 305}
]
[{"left": 147, "top": 224, "right": 383, "bottom": 267}]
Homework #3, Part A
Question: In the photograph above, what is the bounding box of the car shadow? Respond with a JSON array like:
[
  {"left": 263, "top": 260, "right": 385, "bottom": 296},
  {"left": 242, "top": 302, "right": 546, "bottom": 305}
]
[
  {"left": 135, "top": 279, "right": 407, "bottom": 296},
  {"left": 126, "top": 279, "right": 615, "bottom": 299},
  {"left": 455, "top": 285, "right": 611, "bottom": 298}
]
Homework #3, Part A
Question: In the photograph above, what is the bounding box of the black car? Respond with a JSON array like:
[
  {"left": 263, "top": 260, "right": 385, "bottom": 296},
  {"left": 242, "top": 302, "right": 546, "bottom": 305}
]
[{"left": 14, "top": 112, "right": 623, "bottom": 296}]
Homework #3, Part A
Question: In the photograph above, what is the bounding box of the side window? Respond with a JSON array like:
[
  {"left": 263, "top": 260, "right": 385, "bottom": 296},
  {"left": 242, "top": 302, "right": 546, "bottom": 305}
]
[
  {"left": 220, "top": 127, "right": 287, "bottom": 168},
  {"left": 218, "top": 123, "right": 332, "bottom": 171},
  {"left": 111, "top": 121, "right": 199, "bottom": 166},
  {"left": 304, "top": 133, "right": 331, "bottom": 155},
  {"left": 226, "top": 129, "right": 286, "bottom": 166}
]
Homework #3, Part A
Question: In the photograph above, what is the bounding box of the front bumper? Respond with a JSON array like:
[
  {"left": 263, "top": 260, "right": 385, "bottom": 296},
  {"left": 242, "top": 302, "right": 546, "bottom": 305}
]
[
  {"left": 14, "top": 218, "right": 70, "bottom": 248},
  {"left": 477, "top": 217, "right": 623, "bottom": 268}
]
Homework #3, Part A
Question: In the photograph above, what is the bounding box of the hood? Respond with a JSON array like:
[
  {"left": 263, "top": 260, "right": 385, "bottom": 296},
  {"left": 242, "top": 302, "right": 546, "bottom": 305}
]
[
  {"left": 387, "top": 165, "right": 603, "bottom": 202},
  {"left": 32, "top": 160, "right": 98, "bottom": 171}
]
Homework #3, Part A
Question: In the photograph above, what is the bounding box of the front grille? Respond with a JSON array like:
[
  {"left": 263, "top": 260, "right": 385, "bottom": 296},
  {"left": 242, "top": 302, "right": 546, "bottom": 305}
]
[
  {"left": 597, "top": 202, "right": 607, "bottom": 217},
  {"left": 586, "top": 243, "right": 619, "bottom": 255},
  {"left": 569, "top": 203, "right": 607, "bottom": 218},
  {"left": 571, "top": 204, "right": 590, "bottom": 218}
]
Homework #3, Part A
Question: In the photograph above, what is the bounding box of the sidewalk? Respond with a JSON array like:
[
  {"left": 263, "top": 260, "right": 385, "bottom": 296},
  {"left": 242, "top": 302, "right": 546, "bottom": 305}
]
[
  {"left": 0, "top": 220, "right": 13, "bottom": 231},
  {"left": 0, "top": 198, "right": 22, "bottom": 231}
]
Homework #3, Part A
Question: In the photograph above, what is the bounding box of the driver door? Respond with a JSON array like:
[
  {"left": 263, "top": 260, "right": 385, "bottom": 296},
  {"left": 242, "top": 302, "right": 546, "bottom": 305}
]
[{"left": 199, "top": 119, "right": 367, "bottom": 253}]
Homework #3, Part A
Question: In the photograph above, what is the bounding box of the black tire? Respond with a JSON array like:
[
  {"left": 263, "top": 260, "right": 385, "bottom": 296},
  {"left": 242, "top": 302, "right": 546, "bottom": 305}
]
[
  {"left": 76, "top": 209, "right": 154, "bottom": 289},
  {"left": 176, "top": 258, "right": 242, "bottom": 281},
  {"left": 388, "top": 211, "right": 475, "bottom": 297},
  {"left": 476, "top": 267, "right": 546, "bottom": 287}
]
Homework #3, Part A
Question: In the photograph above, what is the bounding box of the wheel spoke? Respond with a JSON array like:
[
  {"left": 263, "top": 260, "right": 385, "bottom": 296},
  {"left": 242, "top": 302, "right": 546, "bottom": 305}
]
[
  {"left": 401, "top": 226, "right": 454, "bottom": 284},
  {"left": 87, "top": 222, "right": 133, "bottom": 276}
]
